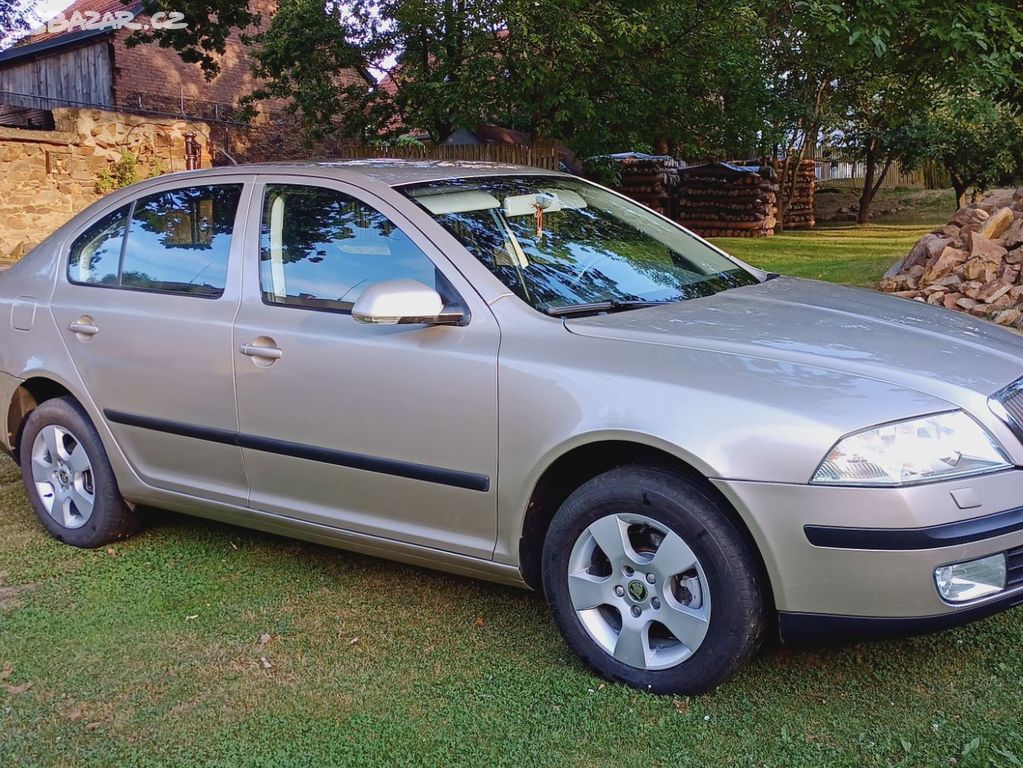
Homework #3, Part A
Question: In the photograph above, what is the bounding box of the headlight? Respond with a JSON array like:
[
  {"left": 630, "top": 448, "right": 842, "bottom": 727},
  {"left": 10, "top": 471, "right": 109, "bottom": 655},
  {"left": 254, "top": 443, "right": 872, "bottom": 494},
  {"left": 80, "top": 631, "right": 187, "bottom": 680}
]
[{"left": 811, "top": 411, "right": 1011, "bottom": 486}]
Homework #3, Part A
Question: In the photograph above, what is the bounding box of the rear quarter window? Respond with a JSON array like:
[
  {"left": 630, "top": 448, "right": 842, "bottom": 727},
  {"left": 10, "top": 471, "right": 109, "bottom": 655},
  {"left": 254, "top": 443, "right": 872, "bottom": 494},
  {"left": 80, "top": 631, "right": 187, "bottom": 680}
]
[{"left": 68, "top": 206, "right": 129, "bottom": 286}]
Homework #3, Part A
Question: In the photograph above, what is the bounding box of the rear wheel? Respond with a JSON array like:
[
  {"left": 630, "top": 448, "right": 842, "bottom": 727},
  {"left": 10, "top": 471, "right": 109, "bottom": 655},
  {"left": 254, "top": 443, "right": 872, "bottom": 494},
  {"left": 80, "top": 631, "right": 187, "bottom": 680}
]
[
  {"left": 542, "top": 465, "right": 765, "bottom": 694},
  {"left": 19, "top": 396, "right": 138, "bottom": 548}
]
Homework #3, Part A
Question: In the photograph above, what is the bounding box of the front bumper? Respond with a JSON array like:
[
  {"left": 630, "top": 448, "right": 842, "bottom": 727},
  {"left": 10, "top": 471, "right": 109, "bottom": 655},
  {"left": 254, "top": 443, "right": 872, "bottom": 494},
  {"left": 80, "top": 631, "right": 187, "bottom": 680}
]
[
  {"left": 713, "top": 469, "right": 1023, "bottom": 635},
  {"left": 777, "top": 588, "right": 1023, "bottom": 643}
]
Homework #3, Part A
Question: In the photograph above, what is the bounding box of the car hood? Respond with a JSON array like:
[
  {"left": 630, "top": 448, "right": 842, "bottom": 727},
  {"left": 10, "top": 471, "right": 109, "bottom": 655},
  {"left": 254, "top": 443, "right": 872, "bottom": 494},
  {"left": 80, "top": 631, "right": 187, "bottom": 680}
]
[{"left": 564, "top": 277, "right": 1023, "bottom": 404}]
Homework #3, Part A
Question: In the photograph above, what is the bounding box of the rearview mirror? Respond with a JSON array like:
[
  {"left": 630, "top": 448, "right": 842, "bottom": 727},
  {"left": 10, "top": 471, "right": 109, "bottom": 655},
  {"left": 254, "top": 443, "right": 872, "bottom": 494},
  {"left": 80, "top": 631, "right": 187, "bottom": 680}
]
[{"left": 351, "top": 279, "right": 464, "bottom": 326}]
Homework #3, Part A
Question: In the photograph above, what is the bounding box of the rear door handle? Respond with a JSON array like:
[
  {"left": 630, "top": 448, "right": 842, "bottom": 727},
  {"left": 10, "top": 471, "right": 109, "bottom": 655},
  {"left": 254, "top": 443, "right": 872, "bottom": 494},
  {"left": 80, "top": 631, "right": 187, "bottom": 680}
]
[
  {"left": 68, "top": 321, "right": 99, "bottom": 336},
  {"left": 239, "top": 343, "right": 283, "bottom": 360}
]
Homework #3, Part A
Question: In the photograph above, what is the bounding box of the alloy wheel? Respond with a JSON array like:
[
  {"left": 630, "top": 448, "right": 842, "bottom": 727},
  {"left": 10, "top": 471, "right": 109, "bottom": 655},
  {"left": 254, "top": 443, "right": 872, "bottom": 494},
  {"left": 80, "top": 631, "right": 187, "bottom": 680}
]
[
  {"left": 566, "top": 512, "right": 711, "bottom": 670},
  {"left": 30, "top": 424, "right": 96, "bottom": 529}
]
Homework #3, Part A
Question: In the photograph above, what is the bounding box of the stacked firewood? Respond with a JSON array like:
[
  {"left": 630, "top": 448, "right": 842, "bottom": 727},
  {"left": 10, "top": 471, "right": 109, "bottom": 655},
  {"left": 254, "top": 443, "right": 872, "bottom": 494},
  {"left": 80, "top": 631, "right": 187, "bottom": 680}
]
[
  {"left": 675, "top": 163, "right": 779, "bottom": 238},
  {"left": 880, "top": 188, "right": 1023, "bottom": 327},
  {"left": 613, "top": 157, "right": 679, "bottom": 217},
  {"left": 775, "top": 158, "right": 816, "bottom": 229}
]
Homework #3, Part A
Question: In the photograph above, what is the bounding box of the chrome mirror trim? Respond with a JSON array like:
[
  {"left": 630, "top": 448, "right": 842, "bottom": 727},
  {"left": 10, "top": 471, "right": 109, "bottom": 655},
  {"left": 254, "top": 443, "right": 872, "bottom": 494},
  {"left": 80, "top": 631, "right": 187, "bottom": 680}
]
[{"left": 351, "top": 279, "right": 461, "bottom": 326}]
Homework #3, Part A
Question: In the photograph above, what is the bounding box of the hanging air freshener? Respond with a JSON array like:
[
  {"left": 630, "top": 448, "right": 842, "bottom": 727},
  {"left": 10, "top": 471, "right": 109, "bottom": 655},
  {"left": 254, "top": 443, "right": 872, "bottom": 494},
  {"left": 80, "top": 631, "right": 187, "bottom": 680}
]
[{"left": 532, "top": 193, "right": 557, "bottom": 240}]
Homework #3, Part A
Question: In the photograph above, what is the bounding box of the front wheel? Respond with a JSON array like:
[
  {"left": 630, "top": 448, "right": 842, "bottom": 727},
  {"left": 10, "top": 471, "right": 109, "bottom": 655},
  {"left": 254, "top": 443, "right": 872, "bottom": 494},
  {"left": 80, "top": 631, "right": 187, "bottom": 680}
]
[
  {"left": 19, "top": 396, "right": 138, "bottom": 548},
  {"left": 542, "top": 465, "right": 765, "bottom": 694}
]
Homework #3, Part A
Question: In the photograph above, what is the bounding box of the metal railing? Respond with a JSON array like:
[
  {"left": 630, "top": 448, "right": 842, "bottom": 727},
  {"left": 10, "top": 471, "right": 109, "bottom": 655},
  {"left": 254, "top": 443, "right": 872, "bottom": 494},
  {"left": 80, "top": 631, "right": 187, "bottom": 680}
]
[{"left": 0, "top": 90, "right": 248, "bottom": 127}]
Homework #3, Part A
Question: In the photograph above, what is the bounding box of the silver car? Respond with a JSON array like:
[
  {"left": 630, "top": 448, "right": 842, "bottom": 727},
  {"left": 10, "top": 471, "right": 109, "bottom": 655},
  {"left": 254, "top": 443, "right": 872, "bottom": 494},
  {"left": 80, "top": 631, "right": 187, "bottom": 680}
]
[{"left": 2, "top": 161, "right": 1022, "bottom": 694}]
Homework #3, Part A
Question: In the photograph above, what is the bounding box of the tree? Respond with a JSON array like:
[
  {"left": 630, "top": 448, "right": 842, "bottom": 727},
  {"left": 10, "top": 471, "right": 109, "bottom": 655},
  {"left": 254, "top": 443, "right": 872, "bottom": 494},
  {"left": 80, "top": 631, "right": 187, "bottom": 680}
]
[
  {"left": 833, "top": 0, "right": 1023, "bottom": 222},
  {"left": 118, "top": 0, "right": 1023, "bottom": 183},
  {"left": 837, "top": 76, "right": 929, "bottom": 223},
  {"left": 127, "top": 0, "right": 262, "bottom": 79},
  {"left": 757, "top": 0, "right": 849, "bottom": 231},
  {"left": 247, "top": 0, "right": 504, "bottom": 144},
  {"left": 495, "top": 0, "right": 768, "bottom": 157},
  {"left": 903, "top": 93, "right": 1023, "bottom": 209},
  {"left": 244, "top": 0, "right": 377, "bottom": 143},
  {"left": 762, "top": 0, "right": 1023, "bottom": 225},
  {"left": 375, "top": 0, "right": 502, "bottom": 143},
  {"left": 124, "top": 0, "right": 770, "bottom": 156}
]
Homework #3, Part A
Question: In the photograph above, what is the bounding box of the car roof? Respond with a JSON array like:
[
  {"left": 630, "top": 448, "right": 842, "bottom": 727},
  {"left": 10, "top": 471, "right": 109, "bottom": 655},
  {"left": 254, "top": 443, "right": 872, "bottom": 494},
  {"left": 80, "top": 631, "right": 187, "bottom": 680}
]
[{"left": 146, "top": 159, "right": 567, "bottom": 188}]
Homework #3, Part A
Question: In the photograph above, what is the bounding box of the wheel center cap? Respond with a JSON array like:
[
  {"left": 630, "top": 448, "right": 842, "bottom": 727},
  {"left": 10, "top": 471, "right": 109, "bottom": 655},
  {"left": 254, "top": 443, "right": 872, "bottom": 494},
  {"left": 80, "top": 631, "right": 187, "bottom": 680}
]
[
  {"left": 627, "top": 580, "right": 648, "bottom": 602},
  {"left": 57, "top": 467, "right": 71, "bottom": 486}
]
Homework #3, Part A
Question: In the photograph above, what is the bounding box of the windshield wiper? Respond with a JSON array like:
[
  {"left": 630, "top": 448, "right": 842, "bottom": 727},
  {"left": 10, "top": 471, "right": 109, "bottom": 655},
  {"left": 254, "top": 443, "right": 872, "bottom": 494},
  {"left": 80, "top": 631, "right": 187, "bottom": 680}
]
[{"left": 545, "top": 300, "right": 668, "bottom": 317}]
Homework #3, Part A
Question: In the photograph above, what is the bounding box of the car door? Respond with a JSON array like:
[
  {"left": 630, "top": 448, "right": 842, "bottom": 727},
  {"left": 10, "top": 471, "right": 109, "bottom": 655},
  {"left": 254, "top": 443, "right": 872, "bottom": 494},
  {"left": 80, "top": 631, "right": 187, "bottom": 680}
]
[
  {"left": 232, "top": 176, "right": 500, "bottom": 558},
  {"left": 49, "top": 177, "right": 252, "bottom": 504}
]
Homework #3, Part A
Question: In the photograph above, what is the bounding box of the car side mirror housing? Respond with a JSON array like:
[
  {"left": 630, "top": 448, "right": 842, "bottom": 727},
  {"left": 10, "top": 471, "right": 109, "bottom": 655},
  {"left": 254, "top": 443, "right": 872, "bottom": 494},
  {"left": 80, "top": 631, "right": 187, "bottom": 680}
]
[{"left": 351, "top": 279, "right": 464, "bottom": 326}]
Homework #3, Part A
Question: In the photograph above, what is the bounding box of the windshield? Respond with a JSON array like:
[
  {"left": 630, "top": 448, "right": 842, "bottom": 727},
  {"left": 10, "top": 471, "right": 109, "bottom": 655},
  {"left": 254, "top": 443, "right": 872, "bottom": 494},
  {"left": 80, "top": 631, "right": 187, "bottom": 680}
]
[{"left": 400, "top": 176, "right": 758, "bottom": 314}]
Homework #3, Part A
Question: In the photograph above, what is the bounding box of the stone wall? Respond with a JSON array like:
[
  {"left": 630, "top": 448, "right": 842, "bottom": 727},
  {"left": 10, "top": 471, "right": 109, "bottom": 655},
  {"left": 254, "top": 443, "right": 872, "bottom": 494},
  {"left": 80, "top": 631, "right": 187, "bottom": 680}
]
[{"left": 0, "top": 108, "right": 212, "bottom": 262}]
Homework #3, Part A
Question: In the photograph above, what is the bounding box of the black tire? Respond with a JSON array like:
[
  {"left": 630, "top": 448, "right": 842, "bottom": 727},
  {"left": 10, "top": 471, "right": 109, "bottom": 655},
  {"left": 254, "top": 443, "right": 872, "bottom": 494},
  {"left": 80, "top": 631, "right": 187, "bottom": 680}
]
[
  {"left": 19, "top": 396, "right": 138, "bottom": 548},
  {"left": 542, "top": 465, "right": 765, "bottom": 694}
]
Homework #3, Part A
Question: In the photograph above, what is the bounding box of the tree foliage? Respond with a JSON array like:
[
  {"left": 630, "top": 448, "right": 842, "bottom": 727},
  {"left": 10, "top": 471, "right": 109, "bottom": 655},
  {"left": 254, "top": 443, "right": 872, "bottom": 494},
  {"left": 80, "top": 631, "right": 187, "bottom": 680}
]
[
  {"left": 495, "top": 1, "right": 768, "bottom": 157},
  {"left": 758, "top": 0, "right": 1023, "bottom": 222},
  {"left": 374, "top": 0, "right": 500, "bottom": 143},
  {"left": 243, "top": 0, "right": 375, "bottom": 141},
  {"left": 244, "top": 0, "right": 771, "bottom": 155},
  {"left": 127, "top": 0, "right": 262, "bottom": 78},
  {"left": 121, "top": 0, "right": 1023, "bottom": 209},
  {"left": 902, "top": 93, "right": 1023, "bottom": 208}
]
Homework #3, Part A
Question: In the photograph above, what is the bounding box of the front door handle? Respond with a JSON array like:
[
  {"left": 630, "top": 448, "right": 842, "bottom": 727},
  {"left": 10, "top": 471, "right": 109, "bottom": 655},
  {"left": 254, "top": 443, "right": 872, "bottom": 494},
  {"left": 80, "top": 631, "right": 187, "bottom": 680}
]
[
  {"left": 68, "top": 320, "right": 99, "bottom": 337},
  {"left": 240, "top": 343, "right": 283, "bottom": 360}
]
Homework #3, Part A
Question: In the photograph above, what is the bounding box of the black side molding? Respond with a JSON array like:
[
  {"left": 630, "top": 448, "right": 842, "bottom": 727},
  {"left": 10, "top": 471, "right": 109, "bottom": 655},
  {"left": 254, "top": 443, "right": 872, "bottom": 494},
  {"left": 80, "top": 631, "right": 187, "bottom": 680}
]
[
  {"left": 104, "top": 409, "right": 490, "bottom": 492},
  {"left": 779, "top": 591, "right": 1023, "bottom": 645},
  {"left": 804, "top": 505, "right": 1023, "bottom": 550}
]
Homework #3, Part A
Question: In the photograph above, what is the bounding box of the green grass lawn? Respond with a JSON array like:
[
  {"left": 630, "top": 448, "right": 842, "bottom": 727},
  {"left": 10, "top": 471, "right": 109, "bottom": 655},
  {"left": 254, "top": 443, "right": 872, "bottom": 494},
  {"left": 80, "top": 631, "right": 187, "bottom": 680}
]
[
  {"left": 710, "top": 222, "right": 937, "bottom": 287},
  {"left": 6, "top": 219, "right": 1023, "bottom": 767}
]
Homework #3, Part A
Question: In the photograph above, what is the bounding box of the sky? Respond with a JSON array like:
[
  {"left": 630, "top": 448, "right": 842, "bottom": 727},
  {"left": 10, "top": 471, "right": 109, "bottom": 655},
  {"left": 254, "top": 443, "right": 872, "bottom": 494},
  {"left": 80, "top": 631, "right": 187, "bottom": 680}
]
[
  {"left": 27, "top": 0, "right": 74, "bottom": 29},
  {"left": 33, "top": 0, "right": 73, "bottom": 19},
  {"left": 0, "top": 0, "right": 73, "bottom": 48}
]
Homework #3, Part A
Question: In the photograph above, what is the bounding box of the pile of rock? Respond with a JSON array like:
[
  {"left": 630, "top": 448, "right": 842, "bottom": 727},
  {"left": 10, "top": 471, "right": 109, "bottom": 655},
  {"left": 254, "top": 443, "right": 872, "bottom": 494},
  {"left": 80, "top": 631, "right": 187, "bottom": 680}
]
[
  {"left": 613, "top": 156, "right": 679, "bottom": 217},
  {"left": 880, "top": 188, "right": 1023, "bottom": 326},
  {"left": 675, "top": 163, "right": 779, "bottom": 238}
]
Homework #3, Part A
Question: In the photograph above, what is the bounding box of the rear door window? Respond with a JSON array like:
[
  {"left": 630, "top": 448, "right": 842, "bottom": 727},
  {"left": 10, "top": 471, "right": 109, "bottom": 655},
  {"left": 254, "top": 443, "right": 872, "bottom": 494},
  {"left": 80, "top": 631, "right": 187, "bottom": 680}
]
[
  {"left": 67, "top": 184, "right": 243, "bottom": 297},
  {"left": 122, "top": 185, "right": 242, "bottom": 296}
]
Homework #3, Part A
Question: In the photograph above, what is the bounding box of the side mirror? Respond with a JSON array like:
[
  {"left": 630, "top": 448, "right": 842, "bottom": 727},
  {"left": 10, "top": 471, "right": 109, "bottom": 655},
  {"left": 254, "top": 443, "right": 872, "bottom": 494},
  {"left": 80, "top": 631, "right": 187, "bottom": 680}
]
[{"left": 351, "top": 279, "right": 464, "bottom": 326}]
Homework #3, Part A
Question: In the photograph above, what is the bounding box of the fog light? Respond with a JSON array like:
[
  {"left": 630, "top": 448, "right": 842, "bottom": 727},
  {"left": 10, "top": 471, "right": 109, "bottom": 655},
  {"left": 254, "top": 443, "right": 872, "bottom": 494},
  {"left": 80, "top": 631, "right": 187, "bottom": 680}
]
[{"left": 934, "top": 554, "right": 1006, "bottom": 603}]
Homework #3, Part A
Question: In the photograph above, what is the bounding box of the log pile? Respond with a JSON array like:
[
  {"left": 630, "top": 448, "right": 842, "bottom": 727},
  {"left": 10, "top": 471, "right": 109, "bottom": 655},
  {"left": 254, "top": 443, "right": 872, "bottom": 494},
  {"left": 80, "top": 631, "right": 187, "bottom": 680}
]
[
  {"left": 880, "top": 188, "right": 1023, "bottom": 327},
  {"left": 613, "top": 156, "right": 679, "bottom": 217},
  {"left": 675, "top": 163, "right": 779, "bottom": 238},
  {"left": 775, "top": 158, "right": 816, "bottom": 229}
]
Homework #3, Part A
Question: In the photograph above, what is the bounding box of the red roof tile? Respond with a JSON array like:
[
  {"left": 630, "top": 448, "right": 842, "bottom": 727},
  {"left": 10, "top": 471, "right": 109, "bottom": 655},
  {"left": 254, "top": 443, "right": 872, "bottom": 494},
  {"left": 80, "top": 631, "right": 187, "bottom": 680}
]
[{"left": 19, "top": 0, "right": 140, "bottom": 47}]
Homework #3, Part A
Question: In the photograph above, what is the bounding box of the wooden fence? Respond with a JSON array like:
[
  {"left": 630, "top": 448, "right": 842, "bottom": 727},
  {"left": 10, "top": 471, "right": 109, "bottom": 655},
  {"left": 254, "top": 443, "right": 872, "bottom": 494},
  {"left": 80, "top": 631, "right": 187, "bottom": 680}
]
[
  {"left": 806, "top": 149, "right": 949, "bottom": 190},
  {"left": 334, "top": 141, "right": 561, "bottom": 170}
]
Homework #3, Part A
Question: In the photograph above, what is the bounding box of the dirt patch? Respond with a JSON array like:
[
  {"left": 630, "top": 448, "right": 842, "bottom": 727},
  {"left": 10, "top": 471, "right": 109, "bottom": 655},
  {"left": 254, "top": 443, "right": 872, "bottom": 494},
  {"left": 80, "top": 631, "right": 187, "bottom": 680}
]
[
  {"left": 0, "top": 570, "right": 37, "bottom": 610},
  {"left": 1, "top": 662, "right": 33, "bottom": 695},
  {"left": 815, "top": 185, "right": 955, "bottom": 224}
]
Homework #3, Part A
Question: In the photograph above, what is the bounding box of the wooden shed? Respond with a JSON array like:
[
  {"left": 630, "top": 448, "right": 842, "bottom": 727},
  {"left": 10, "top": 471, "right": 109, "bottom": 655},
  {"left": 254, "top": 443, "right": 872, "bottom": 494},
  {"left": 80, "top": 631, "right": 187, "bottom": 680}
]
[{"left": 0, "top": 28, "right": 115, "bottom": 111}]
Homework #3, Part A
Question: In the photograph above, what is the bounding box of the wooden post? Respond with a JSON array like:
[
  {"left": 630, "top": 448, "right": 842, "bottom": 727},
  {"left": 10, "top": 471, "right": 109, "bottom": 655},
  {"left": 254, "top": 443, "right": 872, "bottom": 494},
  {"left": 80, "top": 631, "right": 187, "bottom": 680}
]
[{"left": 184, "top": 131, "right": 200, "bottom": 170}]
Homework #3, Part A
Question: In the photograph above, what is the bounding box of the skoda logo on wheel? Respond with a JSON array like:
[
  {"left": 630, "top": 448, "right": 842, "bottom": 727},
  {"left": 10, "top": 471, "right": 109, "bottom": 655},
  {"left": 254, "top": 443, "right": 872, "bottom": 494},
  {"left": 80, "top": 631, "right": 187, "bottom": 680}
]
[{"left": 628, "top": 580, "right": 647, "bottom": 602}]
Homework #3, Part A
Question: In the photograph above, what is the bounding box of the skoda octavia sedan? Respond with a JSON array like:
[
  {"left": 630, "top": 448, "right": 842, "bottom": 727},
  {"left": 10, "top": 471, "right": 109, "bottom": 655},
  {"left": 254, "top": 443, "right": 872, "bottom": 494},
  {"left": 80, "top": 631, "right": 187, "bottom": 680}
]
[{"left": 2, "top": 161, "right": 1023, "bottom": 694}]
